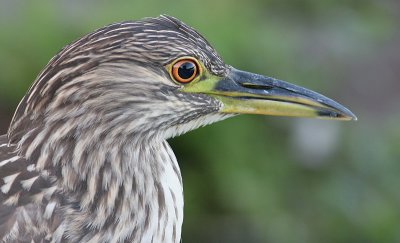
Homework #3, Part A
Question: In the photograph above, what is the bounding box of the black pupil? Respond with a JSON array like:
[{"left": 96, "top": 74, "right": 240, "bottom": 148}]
[{"left": 178, "top": 62, "right": 196, "bottom": 79}]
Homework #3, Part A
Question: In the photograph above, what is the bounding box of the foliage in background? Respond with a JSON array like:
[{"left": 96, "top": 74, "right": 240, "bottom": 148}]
[{"left": 0, "top": 0, "right": 399, "bottom": 242}]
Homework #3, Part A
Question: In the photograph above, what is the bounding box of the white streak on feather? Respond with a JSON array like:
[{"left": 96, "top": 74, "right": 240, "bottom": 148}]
[
  {"left": 26, "top": 130, "right": 47, "bottom": 162},
  {"left": 51, "top": 222, "right": 66, "bottom": 243},
  {"left": 31, "top": 192, "right": 44, "bottom": 203},
  {"left": 1, "top": 172, "right": 20, "bottom": 193},
  {"left": 2, "top": 220, "right": 19, "bottom": 241},
  {"left": 3, "top": 192, "right": 20, "bottom": 206},
  {"left": 42, "top": 185, "right": 57, "bottom": 199},
  {"left": 27, "top": 164, "right": 36, "bottom": 172},
  {"left": 0, "top": 156, "right": 19, "bottom": 167},
  {"left": 20, "top": 175, "right": 39, "bottom": 190},
  {"left": 44, "top": 201, "right": 57, "bottom": 219}
]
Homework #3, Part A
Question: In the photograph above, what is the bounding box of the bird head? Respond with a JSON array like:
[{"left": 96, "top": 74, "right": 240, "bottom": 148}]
[{"left": 9, "top": 15, "right": 356, "bottom": 147}]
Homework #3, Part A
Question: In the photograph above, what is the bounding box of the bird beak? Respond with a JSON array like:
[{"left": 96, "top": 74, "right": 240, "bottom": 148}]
[{"left": 183, "top": 67, "right": 357, "bottom": 120}]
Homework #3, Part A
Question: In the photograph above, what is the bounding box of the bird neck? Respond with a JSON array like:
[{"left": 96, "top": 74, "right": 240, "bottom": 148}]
[
  {"left": 94, "top": 139, "right": 183, "bottom": 242},
  {"left": 50, "top": 137, "right": 184, "bottom": 242}
]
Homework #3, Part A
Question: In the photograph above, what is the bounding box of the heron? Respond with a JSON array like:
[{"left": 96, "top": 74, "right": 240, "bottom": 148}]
[{"left": 0, "top": 15, "right": 356, "bottom": 242}]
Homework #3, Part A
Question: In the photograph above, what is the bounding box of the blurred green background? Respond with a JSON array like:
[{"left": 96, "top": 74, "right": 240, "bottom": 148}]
[{"left": 0, "top": 0, "right": 399, "bottom": 242}]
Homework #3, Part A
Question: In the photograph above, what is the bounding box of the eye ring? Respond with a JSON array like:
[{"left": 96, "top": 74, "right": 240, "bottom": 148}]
[{"left": 171, "top": 58, "right": 199, "bottom": 83}]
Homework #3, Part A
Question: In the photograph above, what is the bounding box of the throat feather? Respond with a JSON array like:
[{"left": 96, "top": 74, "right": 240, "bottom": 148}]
[{"left": 59, "top": 139, "right": 184, "bottom": 243}]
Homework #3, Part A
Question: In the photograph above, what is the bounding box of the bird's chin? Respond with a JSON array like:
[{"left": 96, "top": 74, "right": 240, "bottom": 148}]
[{"left": 162, "top": 113, "right": 234, "bottom": 139}]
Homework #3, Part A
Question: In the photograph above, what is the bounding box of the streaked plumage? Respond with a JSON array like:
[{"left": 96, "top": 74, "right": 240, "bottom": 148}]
[
  {"left": 1, "top": 15, "right": 230, "bottom": 243},
  {"left": 0, "top": 15, "right": 356, "bottom": 243}
]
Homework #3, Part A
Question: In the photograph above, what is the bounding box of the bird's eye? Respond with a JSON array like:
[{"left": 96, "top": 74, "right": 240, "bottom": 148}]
[{"left": 171, "top": 59, "right": 199, "bottom": 83}]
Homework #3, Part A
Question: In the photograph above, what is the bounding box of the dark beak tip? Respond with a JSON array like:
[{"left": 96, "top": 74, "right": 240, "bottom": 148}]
[
  {"left": 349, "top": 112, "right": 358, "bottom": 121},
  {"left": 336, "top": 110, "right": 357, "bottom": 121},
  {"left": 339, "top": 106, "right": 357, "bottom": 121},
  {"left": 318, "top": 109, "right": 356, "bottom": 121}
]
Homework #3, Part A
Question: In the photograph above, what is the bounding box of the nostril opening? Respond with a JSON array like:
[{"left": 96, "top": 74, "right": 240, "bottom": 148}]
[{"left": 240, "top": 82, "right": 273, "bottom": 90}]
